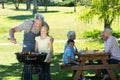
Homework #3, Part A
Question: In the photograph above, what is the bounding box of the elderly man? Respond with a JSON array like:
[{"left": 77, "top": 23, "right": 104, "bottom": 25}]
[
  {"left": 9, "top": 13, "right": 51, "bottom": 80},
  {"left": 101, "top": 28, "right": 120, "bottom": 80},
  {"left": 9, "top": 13, "right": 49, "bottom": 52}
]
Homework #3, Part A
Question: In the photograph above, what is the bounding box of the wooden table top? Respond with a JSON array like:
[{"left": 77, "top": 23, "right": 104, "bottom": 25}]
[{"left": 77, "top": 52, "right": 109, "bottom": 60}]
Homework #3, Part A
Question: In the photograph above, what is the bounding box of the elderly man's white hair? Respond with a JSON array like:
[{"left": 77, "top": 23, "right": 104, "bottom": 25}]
[
  {"left": 67, "top": 31, "right": 75, "bottom": 39},
  {"left": 34, "top": 13, "right": 44, "bottom": 21},
  {"left": 104, "top": 28, "right": 112, "bottom": 35}
]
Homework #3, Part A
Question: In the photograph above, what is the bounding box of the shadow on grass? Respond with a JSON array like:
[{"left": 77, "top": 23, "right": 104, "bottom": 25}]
[
  {"left": 0, "top": 63, "right": 23, "bottom": 79},
  {"left": 7, "top": 15, "right": 34, "bottom": 20},
  {"left": 51, "top": 53, "right": 72, "bottom": 80},
  {"left": 0, "top": 53, "right": 120, "bottom": 80},
  {"left": 10, "top": 8, "right": 31, "bottom": 11},
  {"left": 38, "top": 10, "right": 59, "bottom": 13},
  {"left": 64, "top": 11, "right": 74, "bottom": 14}
]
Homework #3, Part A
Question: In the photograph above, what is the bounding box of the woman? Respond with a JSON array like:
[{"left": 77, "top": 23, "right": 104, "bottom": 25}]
[{"left": 64, "top": 31, "right": 77, "bottom": 52}]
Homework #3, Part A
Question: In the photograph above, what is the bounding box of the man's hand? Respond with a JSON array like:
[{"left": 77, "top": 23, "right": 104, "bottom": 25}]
[
  {"left": 49, "top": 36, "right": 54, "bottom": 43},
  {"left": 9, "top": 27, "right": 19, "bottom": 44},
  {"left": 9, "top": 38, "right": 17, "bottom": 44},
  {"left": 95, "top": 50, "right": 103, "bottom": 54},
  {"left": 75, "top": 62, "right": 79, "bottom": 65}
]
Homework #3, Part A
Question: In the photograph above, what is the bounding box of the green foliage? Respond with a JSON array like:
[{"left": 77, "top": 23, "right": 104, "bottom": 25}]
[
  {"left": 78, "top": 0, "right": 92, "bottom": 6},
  {"left": 58, "top": 0, "right": 74, "bottom": 6},
  {"left": 78, "top": 0, "right": 120, "bottom": 28},
  {"left": 82, "top": 29, "right": 120, "bottom": 39},
  {"left": 82, "top": 29, "right": 101, "bottom": 39},
  {"left": 113, "top": 32, "right": 120, "bottom": 38}
]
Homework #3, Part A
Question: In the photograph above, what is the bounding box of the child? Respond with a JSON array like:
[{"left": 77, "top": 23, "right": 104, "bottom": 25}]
[
  {"left": 63, "top": 39, "right": 90, "bottom": 80},
  {"left": 63, "top": 39, "right": 79, "bottom": 65},
  {"left": 35, "top": 26, "right": 53, "bottom": 80}
]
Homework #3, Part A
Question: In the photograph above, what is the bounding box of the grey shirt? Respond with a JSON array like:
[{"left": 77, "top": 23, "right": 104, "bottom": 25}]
[{"left": 17, "top": 20, "right": 49, "bottom": 34}]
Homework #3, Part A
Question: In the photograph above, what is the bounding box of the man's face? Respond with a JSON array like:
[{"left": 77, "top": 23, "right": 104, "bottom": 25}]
[
  {"left": 101, "top": 32, "right": 108, "bottom": 41},
  {"left": 34, "top": 20, "right": 42, "bottom": 29},
  {"left": 68, "top": 42, "right": 74, "bottom": 48}
]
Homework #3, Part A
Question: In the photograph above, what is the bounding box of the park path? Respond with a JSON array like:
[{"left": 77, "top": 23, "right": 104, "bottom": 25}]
[
  {"left": 0, "top": 38, "right": 120, "bottom": 46},
  {"left": 0, "top": 39, "right": 95, "bottom": 46}
]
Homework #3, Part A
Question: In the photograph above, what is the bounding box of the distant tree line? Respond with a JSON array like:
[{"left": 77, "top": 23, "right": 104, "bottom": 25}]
[{"left": 0, "top": 0, "right": 92, "bottom": 14}]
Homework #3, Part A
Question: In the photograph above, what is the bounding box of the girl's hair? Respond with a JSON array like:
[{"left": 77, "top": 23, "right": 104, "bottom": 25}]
[
  {"left": 41, "top": 26, "right": 49, "bottom": 33},
  {"left": 67, "top": 39, "right": 74, "bottom": 44}
]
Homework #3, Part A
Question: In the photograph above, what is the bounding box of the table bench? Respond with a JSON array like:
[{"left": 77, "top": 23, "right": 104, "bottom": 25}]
[{"left": 61, "top": 53, "right": 120, "bottom": 80}]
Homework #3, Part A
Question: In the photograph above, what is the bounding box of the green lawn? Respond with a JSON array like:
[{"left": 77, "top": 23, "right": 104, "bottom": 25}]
[
  {"left": 0, "top": 3, "right": 120, "bottom": 80},
  {"left": 1, "top": 3, "right": 120, "bottom": 43}
]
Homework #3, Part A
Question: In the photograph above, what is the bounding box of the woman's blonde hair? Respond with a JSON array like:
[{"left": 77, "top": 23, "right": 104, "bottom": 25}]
[{"left": 40, "top": 26, "right": 49, "bottom": 35}]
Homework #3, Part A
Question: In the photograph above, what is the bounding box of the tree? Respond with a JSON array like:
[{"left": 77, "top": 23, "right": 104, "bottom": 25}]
[
  {"left": 44, "top": 0, "right": 48, "bottom": 12},
  {"left": 26, "top": 0, "right": 31, "bottom": 10},
  {"left": 78, "top": 0, "right": 120, "bottom": 28},
  {"left": 33, "top": 0, "right": 37, "bottom": 14},
  {"left": 13, "top": 0, "right": 21, "bottom": 10},
  {"left": 1, "top": 0, "right": 5, "bottom": 9}
]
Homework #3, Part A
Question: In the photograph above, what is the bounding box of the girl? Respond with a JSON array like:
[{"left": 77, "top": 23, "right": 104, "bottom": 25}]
[{"left": 35, "top": 26, "right": 53, "bottom": 80}]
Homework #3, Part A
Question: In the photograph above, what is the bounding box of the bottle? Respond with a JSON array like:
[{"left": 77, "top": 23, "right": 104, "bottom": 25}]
[
  {"left": 28, "top": 51, "right": 31, "bottom": 55},
  {"left": 85, "top": 47, "right": 88, "bottom": 54},
  {"left": 85, "top": 47, "right": 88, "bottom": 51}
]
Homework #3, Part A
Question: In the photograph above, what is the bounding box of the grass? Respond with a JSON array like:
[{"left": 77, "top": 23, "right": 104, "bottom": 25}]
[
  {"left": 0, "top": 3, "right": 120, "bottom": 80},
  {"left": 0, "top": 41, "right": 120, "bottom": 80},
  {"left": 1, "top": 4, "right": 120, "bottom": 42}
]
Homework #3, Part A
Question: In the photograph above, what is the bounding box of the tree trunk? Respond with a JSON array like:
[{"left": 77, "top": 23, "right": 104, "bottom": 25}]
[
  {"left": 33, "top": 0, "right": 38, "bottom": 14},
  {"left": 44, "top": 0, "right": 48, "bottom": 12},
  {"left": 1, "top": 0, "right": 5, "bottom": 9},
  {"left": 14, "top": 0, "right": 21, "bottom": 10},
  {"left": 26, "top": 0, "right": 31, "bottom": 10},
  {"left": 104, "top": 19, "right": 111, "bottom": 29},
  {"left": 74, "top": 0, "right": 76, "bottom": 12}
]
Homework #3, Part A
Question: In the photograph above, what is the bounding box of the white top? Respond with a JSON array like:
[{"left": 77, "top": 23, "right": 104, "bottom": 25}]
[
  {"left": 35, "top": 36, "right": 51, "bottom": 62},
  {"left": 104, "top": 36, "right": 120, "bottom": 60}
]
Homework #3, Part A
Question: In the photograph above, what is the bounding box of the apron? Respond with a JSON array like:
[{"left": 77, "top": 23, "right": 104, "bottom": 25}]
[{"left": 22, "top": 22, "right": 40, "bottom": 52}]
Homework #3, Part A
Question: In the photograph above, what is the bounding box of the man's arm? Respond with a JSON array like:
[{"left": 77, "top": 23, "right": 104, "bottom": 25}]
[
  {"left": 9, "top": 27, "right": 19, "bottom": 44},
  {"left": 104, "top": 39, "right": 113, "bottom": 53}
]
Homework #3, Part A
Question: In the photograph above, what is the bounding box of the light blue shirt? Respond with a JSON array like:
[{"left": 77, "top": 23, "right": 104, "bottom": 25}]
[{"left": 63, "top": 46, "right": 75, "bottom": 64}]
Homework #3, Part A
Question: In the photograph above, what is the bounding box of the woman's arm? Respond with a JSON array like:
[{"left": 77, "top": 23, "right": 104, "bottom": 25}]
[{"left": 35, "top": 41, "right": 38, "bottom": 53}]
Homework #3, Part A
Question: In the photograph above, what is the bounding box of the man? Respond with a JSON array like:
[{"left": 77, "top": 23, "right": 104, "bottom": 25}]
[
  {"left": 9, "top": 13, "right": 49, "bottom": 52},
  {"left": 9, "top": 13, "right": 51, "bottom": 80},
  {"left": 101, "top": 28, "right": 120, "bottom": 80}
]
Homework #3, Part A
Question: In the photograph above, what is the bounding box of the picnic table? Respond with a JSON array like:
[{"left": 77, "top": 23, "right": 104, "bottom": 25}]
[
  {"left": 61, "top": 51, "right": 120, "bottom": 80},
  {"left": 73, "top": 52, "right": 118, "bottom": 80}
]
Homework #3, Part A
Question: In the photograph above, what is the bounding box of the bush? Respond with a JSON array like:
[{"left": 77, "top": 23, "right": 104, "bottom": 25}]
[
  {"left": 113, "top": 32, "right": 120, "bottom": 38},
  {"left": 82, "top": 29, "right": 120, "bottom": 39},
  {"left": 58, "top": 0, "right": 74, "bottom": 6}
]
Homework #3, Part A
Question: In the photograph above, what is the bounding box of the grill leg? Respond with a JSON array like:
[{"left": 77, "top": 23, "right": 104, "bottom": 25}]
[{"left": 21, "top": 65, "right": 24, "bottom": 80}]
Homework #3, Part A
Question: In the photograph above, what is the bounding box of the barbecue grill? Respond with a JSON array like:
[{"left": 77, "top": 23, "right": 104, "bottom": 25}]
[
  {"left": 15, "top": 52, "right": 47, "bottom": 80},
  {"left": 15, "top": 52, "right": 47, "bottom": 64}
]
